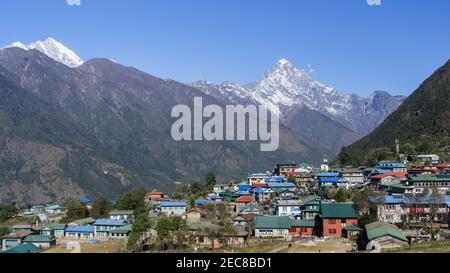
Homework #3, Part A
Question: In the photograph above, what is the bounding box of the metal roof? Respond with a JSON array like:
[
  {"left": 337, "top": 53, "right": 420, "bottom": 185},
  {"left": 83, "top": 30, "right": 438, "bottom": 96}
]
[
  {"left": 94, "top": 219, "right": 128, "bottom": 226},
  {"left": 365, "top": 221, "right": 407, "bottom": 242},
  {"left": 321, "top": 203, "right": 358, "bottom": 219},
  {"left": 266, "top": 182, "right": 296, "bottom": 188},
  {"left": 65, "top": 226, "right": 95, "bottom": 233},
  {"left": 254, "top": 216, "right": 291, "bottom": 229},
  {"left": 109, "top": 210, "right": 134, "bottom": 215},
  {"left": 160, "top": 201, "right": 187, "bottom": 207},
  {"left": 1, "top": 244, "right": 39, "bottom": 254},
  {"left": 23, "top": 235, "right": 56, "bottom": 243},
  {"left": 290, "top": 219, "right": 315, "bottom": 228}
]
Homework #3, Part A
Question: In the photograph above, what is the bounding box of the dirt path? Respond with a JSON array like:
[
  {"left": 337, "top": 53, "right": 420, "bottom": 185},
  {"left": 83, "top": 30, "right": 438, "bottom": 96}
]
[{"left": 67, "top": 241, "right": 81, "bottom": 253}]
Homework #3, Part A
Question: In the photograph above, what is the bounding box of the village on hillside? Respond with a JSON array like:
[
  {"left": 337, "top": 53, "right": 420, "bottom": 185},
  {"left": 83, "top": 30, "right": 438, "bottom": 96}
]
[{"left": 1, "top": 154, "right": 450, "bottom": 254}]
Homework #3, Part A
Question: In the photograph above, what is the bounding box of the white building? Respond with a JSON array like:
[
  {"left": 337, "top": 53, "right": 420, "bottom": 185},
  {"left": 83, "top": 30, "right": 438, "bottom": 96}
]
[
  {"left": 340, "top": 169, "right": 365, "bottom": 185},
  {"left": 275, "top": 200, "right": 302, "bottom": 217},
  {"left": 417, "top": 154, "right": 440, "bottom": 164},
  {"left": 253, "top": 216, "right": 291, "bottom": 238},
  {"left": 159, "top": 201, "right": 187, "bottom": 216}
]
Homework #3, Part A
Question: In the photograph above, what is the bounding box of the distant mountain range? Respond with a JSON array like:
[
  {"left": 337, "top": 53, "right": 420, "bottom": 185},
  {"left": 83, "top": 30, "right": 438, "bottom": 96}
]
[
  {"left": 338, "top": 59, "right": 450, "bottom": 164},
  {"left": 0, "top": 38, "right": 326, "bottom": 204},
  {"left": 190, "top": 59, "right": 406, "bottom": 155}
]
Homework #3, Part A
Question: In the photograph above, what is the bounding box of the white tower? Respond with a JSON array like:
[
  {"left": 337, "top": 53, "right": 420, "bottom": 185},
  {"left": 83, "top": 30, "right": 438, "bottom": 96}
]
[{"left": 321, "top": 156, "right": 329, "bottom": 172}]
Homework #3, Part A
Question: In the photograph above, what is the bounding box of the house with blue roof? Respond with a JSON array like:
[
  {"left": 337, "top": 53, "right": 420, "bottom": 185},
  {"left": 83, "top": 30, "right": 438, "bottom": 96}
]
[
  {"left": 314, "top": 172, "right": 340, "bottom": 178},
  {"left": 234, "top": 190, "right": 252, "bottom": 196},
  {"left": 94, "top": 219, "right": 129, "bottom": 238},
  {"left": 209, "top": 193, "right": 223, "bottom": 202},
  {"left": 375, "top": 162, "right": 407, "bottom": 173},
  {"left": 238, "top": 185, "right": 252, "bottom": 192},
  {"left": 65, "top": 226, "right": 95, "bottom": 239},
  {"left": 251, "top": 187, "right": 274, "bottom": 203},
  {"left": 159, "top": 201, "right": 187, "bottom": 216},
  {"left": 369, "top": 195, "right": 405, "bottom": 224},
  {"left": 80, "top": 197, "right": 94, "bottom": 209},
  {"left": 264, "top": 176, "right": 284, "bottom": 183},
  {"left": 369, "top": 194, "right": 450, "bottom": 225},
  {"left": 266, "top": 182, "right": 296, "bottom": 189},
  {"left": 195, "top": 200, "right": 214, "bottom": 206},
  {"left": 45, "top": 204, "right": 64, "bottom": 214},
  {"left": 317, "top": 177, "right": 350, "bottom": 189}
]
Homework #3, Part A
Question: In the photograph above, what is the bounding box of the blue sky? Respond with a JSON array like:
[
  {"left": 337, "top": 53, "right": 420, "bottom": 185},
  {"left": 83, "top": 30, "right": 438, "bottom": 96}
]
[{"left": 1, "top": 0, "right": 449, "bottom": 96}]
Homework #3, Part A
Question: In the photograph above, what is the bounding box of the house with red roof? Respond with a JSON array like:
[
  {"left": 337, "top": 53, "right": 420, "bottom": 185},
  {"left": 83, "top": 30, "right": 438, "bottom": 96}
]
[
  {"left": 409, "top": 163, "right": 450, "bottom": 175},
  {"left": 369, "top": 172, "right": 407, "bottom": 188},
  {"left": 235, "top": 196, "right": 255, "bottom": 214},
  {"left": 145, "top": 190, "right": 165, "bottom": 203}
]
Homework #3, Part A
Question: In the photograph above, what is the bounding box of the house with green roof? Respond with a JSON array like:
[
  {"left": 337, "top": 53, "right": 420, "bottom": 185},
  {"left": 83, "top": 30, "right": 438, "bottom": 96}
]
[
  {"left": 41, "top": 224, "right": 67, "bottom": 238},
  {"left": 109, "top": 224, "right": 133, "bottom": 238},
  {"left": 1, "top": 244, "right": 40, "bottom": 254},
  {"left": 300, "top": 195, "right": 321, "bottom": 220},
  {"left": 69, "top": 217, "right": 96, "bottom": 226},
  {"left": 320, "top": 202, "right": 359, "bottom": 238},
  {"left": 254, "top": 216, "right": 291, "bottom": 238},
  {"left": 408, "top": 174, "right": 450, "bottom": 195},
  {"left": 109, "top": 210, "right": 135, "bottom": 222},
  {"left": 23, "top": 235, "right": 56, "bottom": 249},
  {"left": 220, "top": 191, "right": 239, "bottom": 202},
  {"left": 365, "top": 221, "right": 408, "bottom": 251}
]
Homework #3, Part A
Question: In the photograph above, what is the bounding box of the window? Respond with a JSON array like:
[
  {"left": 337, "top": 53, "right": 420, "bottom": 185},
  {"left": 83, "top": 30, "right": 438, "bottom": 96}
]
[
  {"left": 328, "top": 219, "right": 337, "bottom": 224},
  {"left": 300, "top": 228, "right": 308, "bottom": 233},
  {"left": 329, "top": 229, "right": 337, "bottom": 234}
]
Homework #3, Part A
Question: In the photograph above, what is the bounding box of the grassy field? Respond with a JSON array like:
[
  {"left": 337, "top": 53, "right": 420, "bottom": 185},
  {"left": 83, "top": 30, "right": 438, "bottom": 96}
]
[
  {"left": 384, "top": 241, "right": 450, "bottom": 253},
  {"left": 237, "top": 239, "right": 353, "bottom": 253},
  {"left": 42, "top": 240, "right": 127, "bottom": 253}
]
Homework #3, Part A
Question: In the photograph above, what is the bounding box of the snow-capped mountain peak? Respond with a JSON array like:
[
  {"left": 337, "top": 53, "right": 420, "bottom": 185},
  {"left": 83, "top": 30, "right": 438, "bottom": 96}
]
[
  {"left": 4, "top": 42, "right": 29, "bottom": 50},
  {"left": 275, "top": 58, "right": 294, "bottom": 68},
  {"left": 190, "top": 58, "right": 405, "bottom": 135},
  {"left": 2, "top": 37, "right": 84, "bottom": 68}
]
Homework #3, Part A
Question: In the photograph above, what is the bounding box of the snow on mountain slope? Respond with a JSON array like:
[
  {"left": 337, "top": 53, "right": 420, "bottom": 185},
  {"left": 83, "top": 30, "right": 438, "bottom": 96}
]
[
  {"left": 2, "top": 37, "right": 83, "bottom": 68},
  {"left": 190, "top": 59, "right": 405, "bottom": 135}
]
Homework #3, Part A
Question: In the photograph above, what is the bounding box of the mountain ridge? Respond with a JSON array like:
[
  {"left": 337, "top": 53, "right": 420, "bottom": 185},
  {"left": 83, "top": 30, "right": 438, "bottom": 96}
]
[
  {"left": 190, "top": 59, "right": 406, "bottom": 155},
  {"left": 0, "top": 44, "right": 324, "bottom": 204},
  {"left": 338, "top": 59, "right": 450, "bottom": 164}
]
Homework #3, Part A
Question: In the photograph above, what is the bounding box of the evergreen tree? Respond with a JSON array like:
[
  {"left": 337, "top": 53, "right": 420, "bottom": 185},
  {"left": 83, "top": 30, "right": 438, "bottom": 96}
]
[
  {"left": 126, "top": 231, "right": 139, "bottom": 251},
  {"left": 91, "top": 197, "right": 112, "bottom": 219},
  {"left": 64, "top": 199, "right": 89, "bottom": 223},
  {"left": 116, "top": 188, "right": 147, "bottom": 217},
  {"left": 190, "top": 181, "right": 204, "bottom": 195},
  {"left": 0, "top": 204, "right": 17, "bottom": 222},
  {"left": 335, "top": 188, "right": 348, "bottom": 203},
  {"left": 205, "top": 172, "right": 217, "bottom": 188}
]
